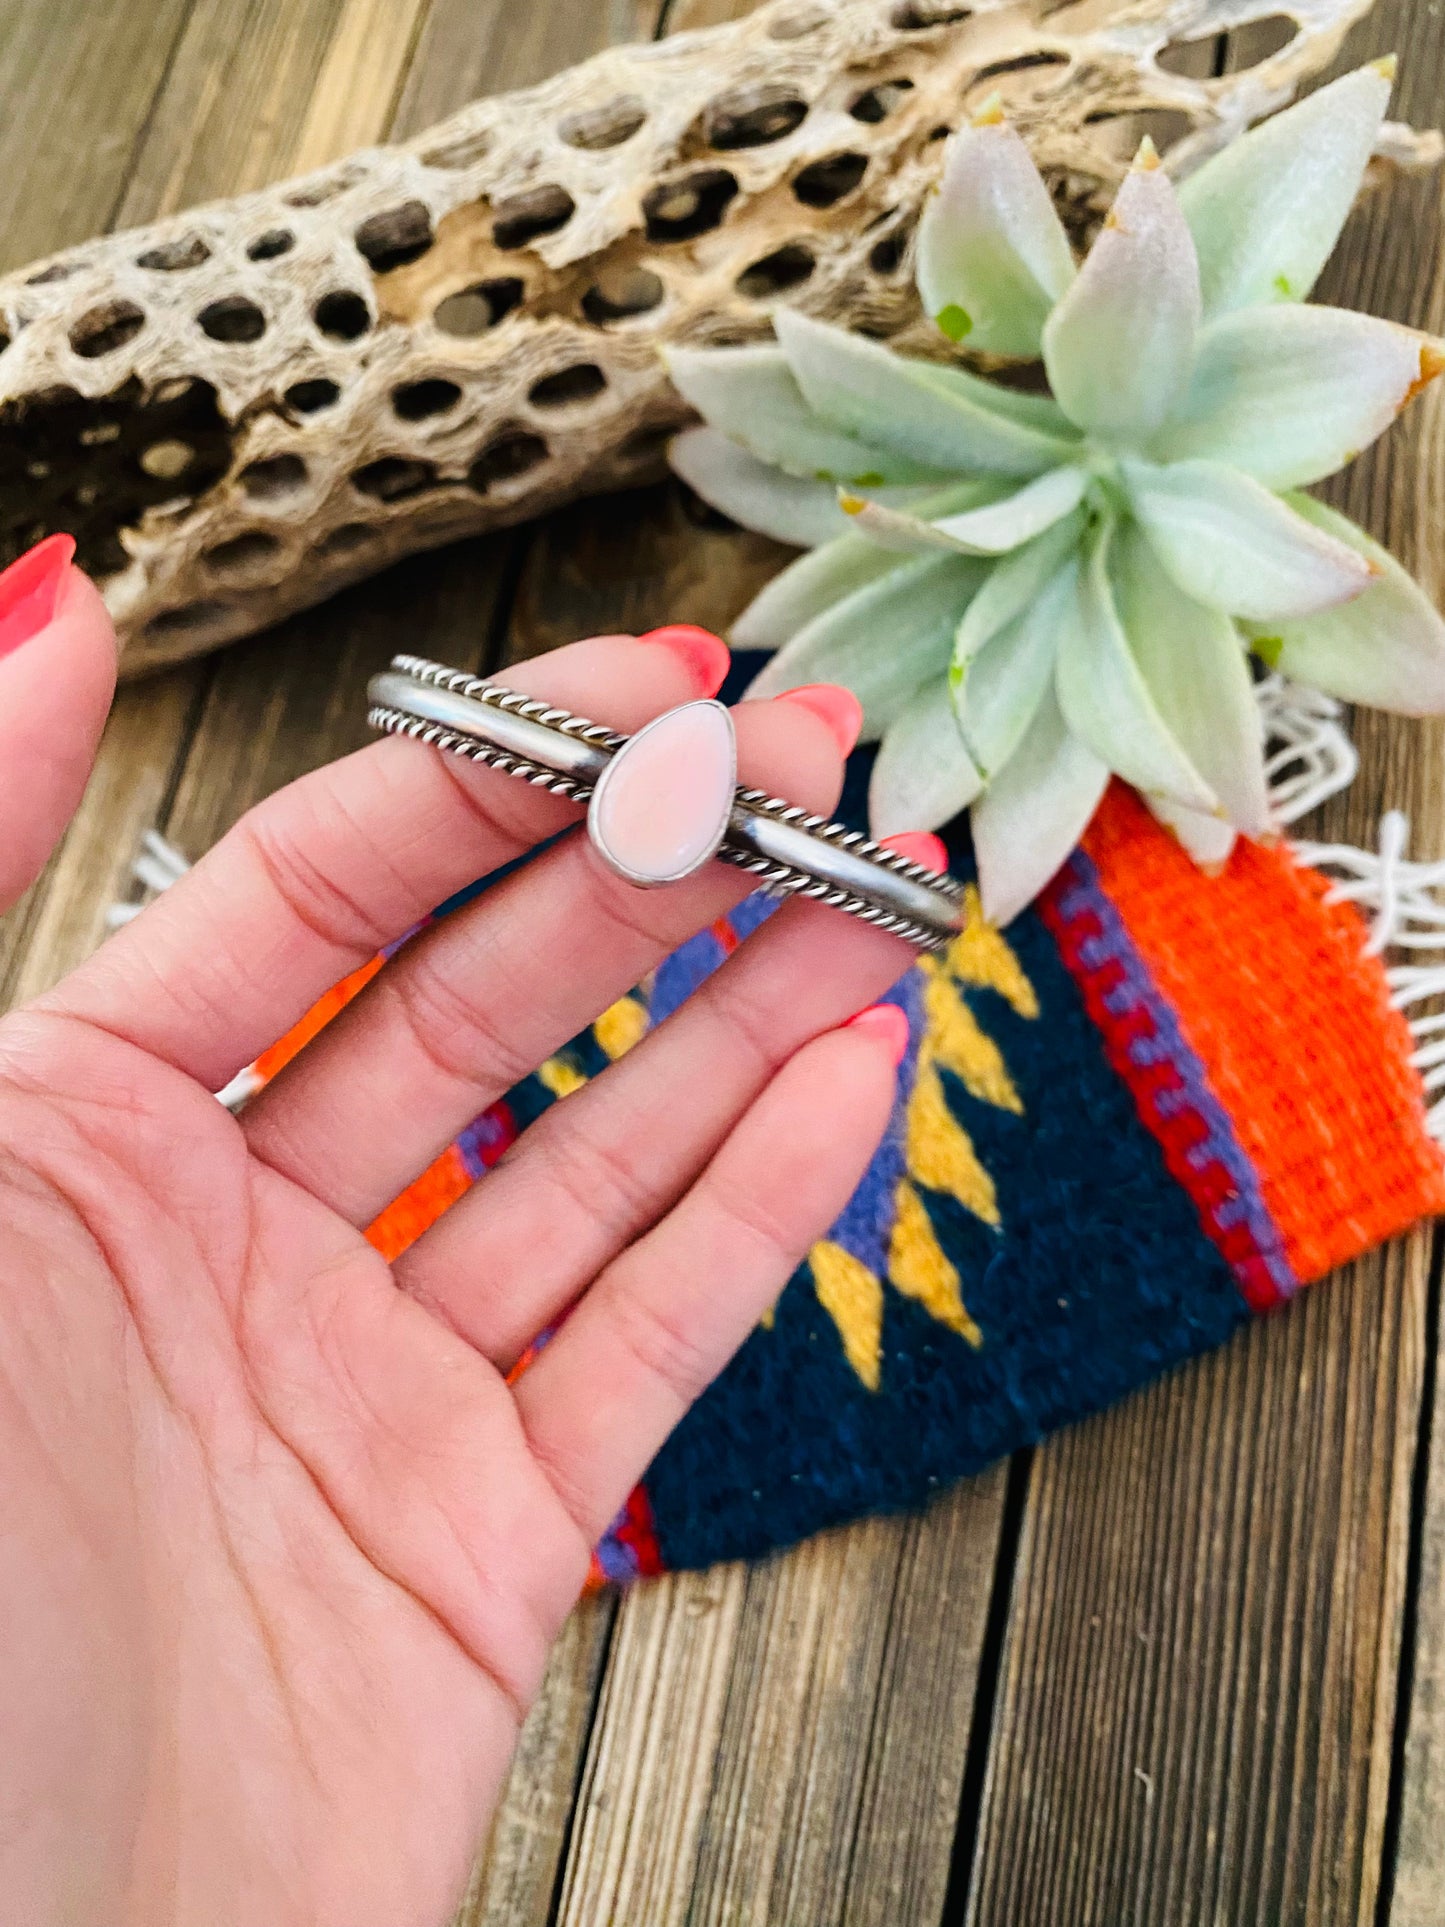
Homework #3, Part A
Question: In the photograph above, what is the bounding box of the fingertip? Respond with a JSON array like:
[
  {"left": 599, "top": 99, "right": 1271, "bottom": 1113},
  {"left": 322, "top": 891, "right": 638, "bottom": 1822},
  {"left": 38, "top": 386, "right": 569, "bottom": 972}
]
[
  {"left": 843, "top": 1001, "right": 910, "bottom": 1066},
  {"left": 637, "top": 624, "right": 731, "bottom": 697}
]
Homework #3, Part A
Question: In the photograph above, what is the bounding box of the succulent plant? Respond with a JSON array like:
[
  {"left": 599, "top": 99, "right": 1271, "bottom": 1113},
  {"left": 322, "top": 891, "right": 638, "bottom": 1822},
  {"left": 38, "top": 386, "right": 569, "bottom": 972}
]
[{"left": 668, "top": 62, "right": 1445, "bottom": 924}]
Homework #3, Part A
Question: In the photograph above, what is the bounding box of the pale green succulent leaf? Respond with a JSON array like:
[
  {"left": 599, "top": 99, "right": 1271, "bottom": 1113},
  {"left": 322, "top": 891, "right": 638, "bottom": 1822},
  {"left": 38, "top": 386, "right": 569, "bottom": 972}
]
[
  {"left": 665, "top": 344, "right": 943, "bottom": 484},
  {"left": 1056, "top": 518, "right": 1218, "bottom": 811},
  {"left": 775, "top": 308, "right": 1080, "bottom": 477},
  {"left": 1241, "top": 494, "right": 1445, "bottom": 714},
  {"left": 671, "top": 428, "right": 857, "bottom": 548},
  {"left": 1147, "top": 796, "right": 1238, "bottom": 866},
  {"left": 868, "top": 679, "right": 984, "bottom": 834},
  {"left": 916, "top": 115, "right": 1077, "bottom": 358},
  {"left": 954, "top": 554, "right": 1071, "bottom": 777},
  {"left": 1041, "top": 155, "right": 1201, "bottom": 444},
  {"left": 952, "top": 509, "right": 1088, "bottom": 666},
  {"left": 745, "top": 552, "right": 987, "bottom": 734},
  {"left": 1176, "top": 63, "right": 1392, "bottom": 318},
  {"left": 842, "top": 465, "right": 1087, "bottom": 557},
  {"left": 1152, "top": 305, "right": 1440, "bottom": 488},
  {"left": 731, "top": 536, "right": 909, "bottom": 651},
  {"left": 1122, "top": 456, "right": 1373, "bottom": 618},
  {"left": 972, "top": 685, "right": 1110, "bottom": 926},
  {"left": 1111, "top": 519, "right": 1270, "bottom": 833}
]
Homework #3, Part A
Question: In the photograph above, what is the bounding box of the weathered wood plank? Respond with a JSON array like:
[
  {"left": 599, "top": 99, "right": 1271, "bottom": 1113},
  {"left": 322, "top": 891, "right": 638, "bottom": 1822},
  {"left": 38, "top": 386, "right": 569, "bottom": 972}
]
[
  {"left": 0, "top": 0, "right": 195, "bottom": 273},
  {"left": 1394, "top": 1257, "right": 1445, "bottom": 1927},
  {"left": 962, "top": 6, "right": 1445, "bottom": 1921}
]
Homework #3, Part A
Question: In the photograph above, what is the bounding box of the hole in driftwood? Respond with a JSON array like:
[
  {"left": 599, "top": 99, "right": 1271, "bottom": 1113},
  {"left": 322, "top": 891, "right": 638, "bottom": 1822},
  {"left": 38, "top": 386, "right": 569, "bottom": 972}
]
[
  {"left": 422, "top": 128, "right": 493, "bottom": 169},
  {"left": 468, "top": 432, "right": 548, "bottom": 491},
  {"left": 850, "top": 77, "right": 914, "bottom": 121},
  {"left": 792, "top": 152, "right": 868, "bottom": 207},
  {"left": 147, "top": 601, "right": 228, "bottom": 637},
  {"left": 285, "top": 377, "right": 341, "bottom": 414},
  {"left": 316, "top": 522, "right": 373, "bottom": 555},
  {"left": 353, "top": 456, "right": 439, "bottom": 501},
  {"left": 28, "top": 262, "right": 78, "bottom": 286},
  {"left": 355, "top": 201, "right": 435, "bottom": 273},
  {"left": 704, "top": 87, "right": 808, "bottom": 149},
  {"left": 528, "top": 363, "right": 607, "bottom": 407},
  {"left": 892, "top": 0, "right": 970, "bottom": 25},
  {"left": 0, "top": 376, "right": 230, "bottom": 577},
  {"left": 737, "top": 244, "right": 815, "bottom": 297},
  {"left": 559, "top": 96, "right": 646, "bottom": 150},
  {"left": 284, "top": 167, "right": 363, "bottom": 209},
  {"left": 137, "top": 234, "right": 211, "bottom": 271},
  {"left": 70, "top": 301, "right": 145, "bottom": 359},
  {"left": 493, "top": 185, "right": 576, "bottom": 250},
  {"left": 247, "top": 228, "right": 295, "bottom": 261},
  {"left": 203, "top": 530, "right": 282, "bottom": 577},
  {"left": 392, "top": 377, "right": 463, "bottom": 420},
  {"left": 581, "top": 266, "right": 664, "bottom": 323},
  {"left": 239, "top": 453, "right": 308, "bottom": 499},
  {"left": 870, "top": 222, "right": 914, "bottom": 274},
  {"left": 314, "top": 290, "right": 372, "bottom": 340},
  {"left": 198, "top": 296, "right": 267, "bottom": 344},
  {"left": 433, "top": 277, "right": 523, "bottom": 336},
  {"left": 137, "top": 438, "right": 196, "bottom": 480},
  {"left": 972, "top": 52, "right": 1069, "bottom": 86},
  {"left": 643, "top": 170, "right": 738, "bottom": 243}
]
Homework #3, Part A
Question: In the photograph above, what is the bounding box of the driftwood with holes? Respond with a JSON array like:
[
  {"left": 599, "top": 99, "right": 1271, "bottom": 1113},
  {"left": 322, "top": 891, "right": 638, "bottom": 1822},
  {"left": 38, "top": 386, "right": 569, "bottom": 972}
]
[
  {"left": 0, "top": 0, "right": 1434, "bottom": 675},
  {"left": 2, "top": 1, "right": 1445, "bottom": 1923}
]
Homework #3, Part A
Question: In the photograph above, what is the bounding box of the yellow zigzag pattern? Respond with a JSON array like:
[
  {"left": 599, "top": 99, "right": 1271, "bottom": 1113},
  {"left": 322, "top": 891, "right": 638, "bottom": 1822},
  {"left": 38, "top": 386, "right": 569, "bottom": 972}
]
[{"left": 811, "top": 888, "right": 1038, "bottom": 1390}]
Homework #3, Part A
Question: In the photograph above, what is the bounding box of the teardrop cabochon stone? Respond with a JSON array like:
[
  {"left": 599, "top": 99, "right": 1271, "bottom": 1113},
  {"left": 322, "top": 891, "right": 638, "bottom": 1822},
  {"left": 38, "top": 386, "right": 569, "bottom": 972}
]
[{"left": 587, "top": 698, "right": 738, "bottom": 887}]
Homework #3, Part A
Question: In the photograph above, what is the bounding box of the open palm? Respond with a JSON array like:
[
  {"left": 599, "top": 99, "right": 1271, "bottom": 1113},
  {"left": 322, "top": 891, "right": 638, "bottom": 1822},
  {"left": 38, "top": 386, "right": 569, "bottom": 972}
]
[{"left": 0, "top": 562, "right": 912, "bottom": 1927}]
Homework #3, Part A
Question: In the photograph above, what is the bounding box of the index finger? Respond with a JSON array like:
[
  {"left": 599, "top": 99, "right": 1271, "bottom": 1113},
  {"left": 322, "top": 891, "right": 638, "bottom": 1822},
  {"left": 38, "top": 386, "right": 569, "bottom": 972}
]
[{"left": 34, "top": 628, "right": 728, "bottom": 1091}]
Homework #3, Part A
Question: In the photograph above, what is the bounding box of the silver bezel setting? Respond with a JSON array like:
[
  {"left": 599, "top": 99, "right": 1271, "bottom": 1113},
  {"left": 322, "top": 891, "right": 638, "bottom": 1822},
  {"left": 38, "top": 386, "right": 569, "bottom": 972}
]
[{"left": 367, "top": 655, "right": 967, "bottom": 951}]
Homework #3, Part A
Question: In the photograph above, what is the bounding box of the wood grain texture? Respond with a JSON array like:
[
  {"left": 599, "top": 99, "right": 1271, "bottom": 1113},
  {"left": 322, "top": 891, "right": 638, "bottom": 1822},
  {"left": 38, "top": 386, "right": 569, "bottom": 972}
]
[
  {"left": 962, "top": 5, "right": 1445, "bottom": 1922},
  {"left": 557, "top": 1485, "right": 1008, "bottom": 1927},
  {"left": 0, "top": 0, "right": 195, "bottom": 272}
]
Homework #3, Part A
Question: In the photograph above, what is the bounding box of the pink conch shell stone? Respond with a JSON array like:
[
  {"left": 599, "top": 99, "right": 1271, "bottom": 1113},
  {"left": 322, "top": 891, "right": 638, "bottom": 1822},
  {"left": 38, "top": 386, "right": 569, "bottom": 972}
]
[{"left": 588, "top": 698, "right": 737, "bottom": 886}]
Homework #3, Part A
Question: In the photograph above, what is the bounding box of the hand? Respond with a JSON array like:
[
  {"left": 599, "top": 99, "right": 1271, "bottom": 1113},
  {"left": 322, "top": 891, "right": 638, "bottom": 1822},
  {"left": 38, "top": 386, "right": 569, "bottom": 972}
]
[{"left": 0, "top": 546, "right": 917, "bottom": 1927}]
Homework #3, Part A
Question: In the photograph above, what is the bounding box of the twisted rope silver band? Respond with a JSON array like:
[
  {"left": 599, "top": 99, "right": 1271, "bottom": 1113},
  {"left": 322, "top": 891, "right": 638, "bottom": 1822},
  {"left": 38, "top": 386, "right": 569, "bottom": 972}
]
[{"left": 367, "top": 654, "right": 966, "bottom": 951}]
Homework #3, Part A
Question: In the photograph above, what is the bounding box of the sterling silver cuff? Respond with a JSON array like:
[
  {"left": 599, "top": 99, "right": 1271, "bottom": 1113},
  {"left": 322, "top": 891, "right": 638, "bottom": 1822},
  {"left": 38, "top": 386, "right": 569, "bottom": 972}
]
[{"left": 367, "top": 654, "right": 966, "bottom": 951}]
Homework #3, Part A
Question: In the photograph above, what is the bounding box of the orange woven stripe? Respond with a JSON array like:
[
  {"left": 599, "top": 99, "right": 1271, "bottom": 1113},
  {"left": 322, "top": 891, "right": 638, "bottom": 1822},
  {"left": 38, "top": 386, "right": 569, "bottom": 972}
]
[
  {"left": 251, "top": 953, "right": 386, "bottom": 1085},
  {"left": 365, "top": 1142, "right": 473, "bottom": 1262},
  {"left": 1081, "top": 785, "right": 1445, "bottom": 1283}
]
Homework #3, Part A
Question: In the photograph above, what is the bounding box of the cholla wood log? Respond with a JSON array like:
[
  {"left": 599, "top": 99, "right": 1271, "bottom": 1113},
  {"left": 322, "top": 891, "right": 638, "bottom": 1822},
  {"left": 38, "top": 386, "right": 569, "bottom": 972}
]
[{"left": 0, "top": 0, "right": 1427, "bottom": 674}]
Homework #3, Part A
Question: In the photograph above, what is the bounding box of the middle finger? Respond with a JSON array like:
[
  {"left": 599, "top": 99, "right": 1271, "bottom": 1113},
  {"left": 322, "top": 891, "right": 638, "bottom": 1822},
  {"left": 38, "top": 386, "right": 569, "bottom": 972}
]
[{"left": 240, "top": 694, "right": 850, "bottom": 1223}]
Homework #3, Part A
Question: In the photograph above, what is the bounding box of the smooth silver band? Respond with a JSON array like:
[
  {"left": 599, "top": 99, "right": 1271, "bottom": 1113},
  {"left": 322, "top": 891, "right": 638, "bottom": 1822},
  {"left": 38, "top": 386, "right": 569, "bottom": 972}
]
[{"left": 367, "top": 656, "right": 966, "bottom": 950}]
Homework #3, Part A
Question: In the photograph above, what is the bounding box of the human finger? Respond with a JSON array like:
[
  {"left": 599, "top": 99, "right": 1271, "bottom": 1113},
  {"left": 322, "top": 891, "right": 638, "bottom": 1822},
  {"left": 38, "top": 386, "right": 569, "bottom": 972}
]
[
  {"left": 511, "top": 1008, "right": 908, "bottom": 1544},
  {"left": 0, "top": 538, "right": 117, "bottom": 915},
  {"left": 393, "top": 836, "right": 938, "bottom": 1363},
  {"left": 37, "top": 626, "right": 727, "bottom": 1088},
  {"left": 238, "top": 693, "right": 855, "bottom": 1222}
]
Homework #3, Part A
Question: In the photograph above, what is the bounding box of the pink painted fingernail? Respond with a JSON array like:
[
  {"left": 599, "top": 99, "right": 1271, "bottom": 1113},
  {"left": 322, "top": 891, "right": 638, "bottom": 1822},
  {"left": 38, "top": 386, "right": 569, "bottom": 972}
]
[
  {"left": 880, "top": 830, "right": 949, "bottom": 873},
  {"left": 775, "top": 682, "right": 864, "bottom": 755},
  {"left": 637, "top": 623, "right": 731, "bottom": 696},
  {"left": 845, "top": 1002, "right": 910, "bottom": 1066},
  {"left": 0, "top": 533, "right": 75, "bottom": 661}
]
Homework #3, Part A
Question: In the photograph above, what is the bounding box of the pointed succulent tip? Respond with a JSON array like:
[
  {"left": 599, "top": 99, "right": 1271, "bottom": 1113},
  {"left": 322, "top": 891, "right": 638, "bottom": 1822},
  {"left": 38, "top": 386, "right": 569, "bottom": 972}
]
[
  {"left": 1408, "top": 339, "right": 1445, "bottom": 403},
  {"left": 1131, "top": 134, "right": 1162, "bottom": 172},
  {"left": 970, "top": 91, "right": 1007, "bottom": 128},
  {"left": 1369, "top": 52, "right": 1398, "bottom": 81},
  {"left": 838, "top": 491, "right": 866, "bottom": 515}
]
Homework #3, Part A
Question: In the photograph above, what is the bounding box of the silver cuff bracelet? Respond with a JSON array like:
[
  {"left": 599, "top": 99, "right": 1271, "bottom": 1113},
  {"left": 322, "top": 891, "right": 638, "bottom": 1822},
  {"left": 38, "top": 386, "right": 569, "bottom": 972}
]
[{"left": 367, "top": 654, "right": 965, "bottom": 952}]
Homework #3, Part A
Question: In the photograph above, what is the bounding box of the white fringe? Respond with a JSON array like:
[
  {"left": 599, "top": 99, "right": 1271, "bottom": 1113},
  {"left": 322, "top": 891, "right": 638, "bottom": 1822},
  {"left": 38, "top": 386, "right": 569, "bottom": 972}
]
[
  {"left": 1293, "top": 810, "right": 1445, "bottom": 1140},
  {"left": 1256, "top": 674, "right": 1359, "bottom": 826}
]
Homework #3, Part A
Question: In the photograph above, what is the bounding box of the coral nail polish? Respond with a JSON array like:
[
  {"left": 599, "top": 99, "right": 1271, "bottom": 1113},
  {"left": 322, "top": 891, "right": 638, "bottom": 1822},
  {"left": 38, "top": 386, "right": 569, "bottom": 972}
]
[
  {"left": 775, "top": 682, "right": 864, "bottom": 756},
  {"left": 880, "top": 829, "right": 949, "bottom": 874},
  {"left": 637, "top": 623, "right": 731, "bottom": 696},
  {"left": 0, "top": 533, "right": 75, "bottom": 661},
  {"left": 845, "top": 1002, "right": 910, "bottom": 1066}
]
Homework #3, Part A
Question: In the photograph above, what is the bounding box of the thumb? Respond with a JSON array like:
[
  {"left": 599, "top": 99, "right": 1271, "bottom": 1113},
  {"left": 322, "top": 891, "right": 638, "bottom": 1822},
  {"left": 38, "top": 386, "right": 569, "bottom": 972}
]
[{"left": 0, "top": 535, "right": 118, "bottom": 915}]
